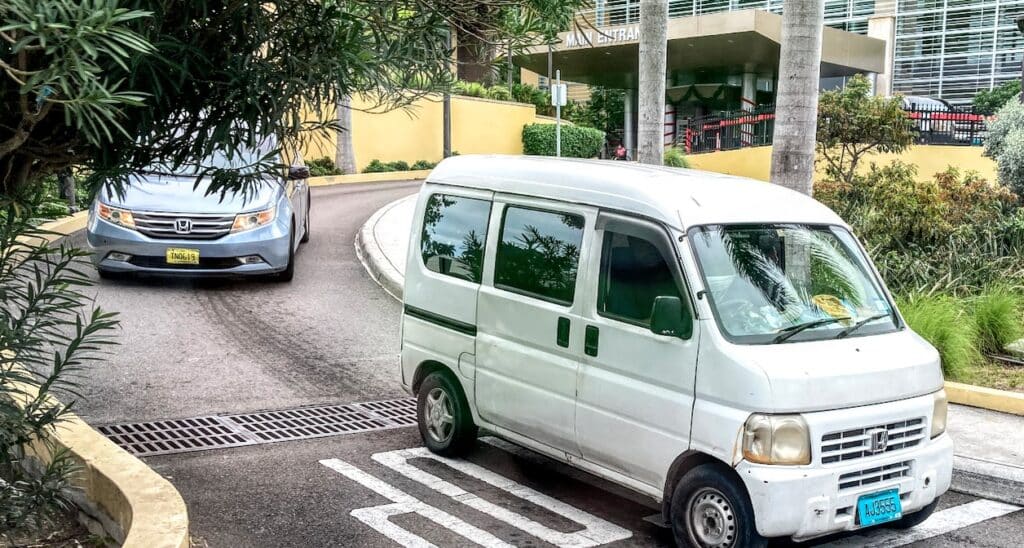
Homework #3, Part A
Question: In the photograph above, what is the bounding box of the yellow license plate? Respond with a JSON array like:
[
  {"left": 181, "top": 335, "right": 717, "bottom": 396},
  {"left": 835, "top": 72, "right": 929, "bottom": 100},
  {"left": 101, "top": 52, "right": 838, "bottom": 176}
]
[{"left": 166, "top": 248, "right": 200, "bottom": 265}]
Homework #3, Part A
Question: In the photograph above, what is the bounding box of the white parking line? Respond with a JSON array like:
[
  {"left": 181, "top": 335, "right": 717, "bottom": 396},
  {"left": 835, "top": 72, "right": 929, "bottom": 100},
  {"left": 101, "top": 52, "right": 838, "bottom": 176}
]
[
  {"left": 320, "top": 458, "right": 514, "bottom": 548},
  {"left": 373, "top": 447, "right": 633, "bottom": 547},
  {"left": 823, "top": 499, "right": 1022, "bottom": 547}
]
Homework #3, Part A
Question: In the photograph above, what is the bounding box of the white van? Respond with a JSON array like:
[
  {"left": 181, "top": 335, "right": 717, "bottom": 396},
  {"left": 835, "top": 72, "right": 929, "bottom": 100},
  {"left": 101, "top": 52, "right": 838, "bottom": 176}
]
[{"left": 399, "top": 155, "right": 952, "bottom": 547}]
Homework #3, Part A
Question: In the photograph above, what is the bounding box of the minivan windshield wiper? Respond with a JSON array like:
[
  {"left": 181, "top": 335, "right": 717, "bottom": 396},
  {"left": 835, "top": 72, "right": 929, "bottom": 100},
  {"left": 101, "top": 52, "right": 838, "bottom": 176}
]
[
  {"left": 772, "top": 317, "right": 849, "bottom": 343},
  {"left": 834, "top": 313, "right": 892, "bottom": 339}
]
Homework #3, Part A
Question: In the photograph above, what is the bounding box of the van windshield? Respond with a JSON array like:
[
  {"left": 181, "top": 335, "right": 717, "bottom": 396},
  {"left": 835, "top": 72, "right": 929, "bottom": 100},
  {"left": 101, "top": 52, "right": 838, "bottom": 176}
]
[{"left": 689, "top": 224, "right": 898, "bottom": 344}]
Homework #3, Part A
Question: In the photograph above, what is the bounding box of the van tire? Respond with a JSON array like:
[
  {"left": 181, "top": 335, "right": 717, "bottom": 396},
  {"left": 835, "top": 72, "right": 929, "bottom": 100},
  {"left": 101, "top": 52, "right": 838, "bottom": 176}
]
[
  {"left": 889, "top": 497, "right": 939, "bottom": 529},
  {"left": 417, "top": 371, "right": 477, "bottom": 457},
  {"left": 669, "top": 463, "right": 766, "bottom": 548},
  {"left": 277, "top": 220, "right": 296, "bottom": 282}
]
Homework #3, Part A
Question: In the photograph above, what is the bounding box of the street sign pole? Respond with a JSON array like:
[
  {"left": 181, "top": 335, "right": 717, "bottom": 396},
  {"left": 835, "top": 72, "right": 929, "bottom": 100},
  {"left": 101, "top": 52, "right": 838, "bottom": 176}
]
[{"left": 556, "top": 70, "right": 562, "bottom": 157}]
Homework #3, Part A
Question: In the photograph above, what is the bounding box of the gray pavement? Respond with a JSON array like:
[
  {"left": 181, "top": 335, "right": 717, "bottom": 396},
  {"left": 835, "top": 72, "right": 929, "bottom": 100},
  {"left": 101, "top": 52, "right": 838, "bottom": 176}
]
[{"left": 64, "top": 181, "right": 1023, "bottom": 547}]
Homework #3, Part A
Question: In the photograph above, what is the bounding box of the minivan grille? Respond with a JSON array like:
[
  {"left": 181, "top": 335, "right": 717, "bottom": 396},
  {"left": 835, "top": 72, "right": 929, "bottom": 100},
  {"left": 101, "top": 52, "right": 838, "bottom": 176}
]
[
  {"left": 820, "top": 417, "right": 926, "bottom": 464},
  {"left": 134, "top": 211, "right": 235, "bottom": 240},
  {"left": 838, "top": 460, "right": 912, "bottom": 491}
]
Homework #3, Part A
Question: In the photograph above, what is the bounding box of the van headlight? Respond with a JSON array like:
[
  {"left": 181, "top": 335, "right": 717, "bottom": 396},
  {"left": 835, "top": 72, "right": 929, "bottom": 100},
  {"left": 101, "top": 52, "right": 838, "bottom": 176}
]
[
  {"left": 742, "top": 414, "right": 811, "bottom": 465},
  {"left": 96, "top": 202, "right": 136, "bottom": 229},
  {"left": 931, "top": 389, "right": 948, "bottom": 438},
  {"left": 231, "top": 207, "right": 276, "bottom": 233}
]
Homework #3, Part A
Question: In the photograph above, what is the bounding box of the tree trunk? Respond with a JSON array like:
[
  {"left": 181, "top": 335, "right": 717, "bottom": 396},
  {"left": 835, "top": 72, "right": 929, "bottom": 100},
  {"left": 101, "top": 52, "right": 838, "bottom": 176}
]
[
  {"left": 335, "top": 95, "right": 356, "bottom": 175},
  {"left": 770, "top": 0, "right": 824, "bottom": 195},
  {"left": 637, "top": 0, "right": 668, "bottom": 165}
]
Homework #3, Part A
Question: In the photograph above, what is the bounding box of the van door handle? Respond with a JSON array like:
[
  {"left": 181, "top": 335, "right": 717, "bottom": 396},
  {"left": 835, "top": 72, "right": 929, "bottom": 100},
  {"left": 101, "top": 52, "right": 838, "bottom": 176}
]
[
  {"left": 557, "top": 317, "right": 570, "bottom": 348},
  {"left": 585, "top": 325, "right": 599, "bottom": 357}
]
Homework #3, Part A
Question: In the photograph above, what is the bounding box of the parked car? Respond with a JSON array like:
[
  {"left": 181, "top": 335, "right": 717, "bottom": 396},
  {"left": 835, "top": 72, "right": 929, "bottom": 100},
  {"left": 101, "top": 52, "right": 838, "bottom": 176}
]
[
  {"left": 87, "top": 142, "right": 311, "bottom": 281},
  {"left": 400, "top": 156, "right": 952, "bottom": 547},
  {"left": 901, "top": 95, "right": 984, "bottom": 144}
]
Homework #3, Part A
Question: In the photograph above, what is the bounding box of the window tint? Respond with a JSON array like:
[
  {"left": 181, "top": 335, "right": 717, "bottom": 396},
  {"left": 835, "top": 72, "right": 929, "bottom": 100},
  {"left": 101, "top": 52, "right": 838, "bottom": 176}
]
[
  {"left": 421, "top": 194, "right": 491, "bottom": 283},
  {"left": 495, "top": 206, "right": 584, "bottom": 305},
  {"left": 598, "top": 231, "right": 683, "bottom": 326}
]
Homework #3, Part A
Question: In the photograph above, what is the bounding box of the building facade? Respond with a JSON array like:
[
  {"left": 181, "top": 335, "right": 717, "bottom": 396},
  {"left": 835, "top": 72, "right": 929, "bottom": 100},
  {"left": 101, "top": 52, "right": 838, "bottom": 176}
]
[{"left": 592, "top": 0, "right": 1024, "bottom": 104}]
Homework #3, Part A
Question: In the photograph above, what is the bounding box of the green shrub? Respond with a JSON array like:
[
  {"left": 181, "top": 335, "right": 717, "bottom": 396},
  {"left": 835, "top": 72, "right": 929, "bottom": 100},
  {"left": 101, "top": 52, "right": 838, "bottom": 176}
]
[
  {"left": 363, "top": 159, "right": 395, "bottom": 173},
  {"left": 452, "top": 80, "right": 469, "bottom": 95},
  {"left": 487, "top": 86, "right": 511, "bottom": 101},
  {"left": 522, "top": 123, "right": 604, "bottom": 158},
  {"left": 897, "top": 294, "right": 979, "bottom": 379},
  {"left": 463, "top": 82, "right": 487, "bottom": 98},
  {"left": 663, "top": 147, "right": 690, "bottom": 168},
  {"left": 971, "top": 286, "right": 1023, "bottom": 354},
  {"left": 307, "top": 157, "right": 343, "bottom": 177},
  {"left": 411, "top": 160, "right": 437, "bottom": 170},
  {"left": 388, "top": 160, "right": 410, "bottom": 171}
]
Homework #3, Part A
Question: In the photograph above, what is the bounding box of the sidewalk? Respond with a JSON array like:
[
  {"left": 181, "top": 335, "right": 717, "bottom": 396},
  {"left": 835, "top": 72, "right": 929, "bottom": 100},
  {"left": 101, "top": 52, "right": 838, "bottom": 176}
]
[{"left": 355, "top": 196, "right": 1024, "bottom": 506}]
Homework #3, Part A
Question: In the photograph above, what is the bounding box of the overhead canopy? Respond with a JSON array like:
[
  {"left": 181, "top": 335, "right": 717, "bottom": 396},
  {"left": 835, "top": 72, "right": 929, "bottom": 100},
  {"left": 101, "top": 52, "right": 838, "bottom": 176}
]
[{"left": 517, "top": 9, "right": 886, "bottom": 89}]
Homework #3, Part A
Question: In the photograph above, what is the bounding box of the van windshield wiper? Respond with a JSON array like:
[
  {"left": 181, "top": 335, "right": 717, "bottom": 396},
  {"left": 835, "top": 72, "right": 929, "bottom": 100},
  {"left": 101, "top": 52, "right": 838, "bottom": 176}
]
[
  {"left": 834, "top": 313, "right": 892, "bottom": 339},
  {"left": 772, "top": 317, "right": 849, "bottom": 343}
]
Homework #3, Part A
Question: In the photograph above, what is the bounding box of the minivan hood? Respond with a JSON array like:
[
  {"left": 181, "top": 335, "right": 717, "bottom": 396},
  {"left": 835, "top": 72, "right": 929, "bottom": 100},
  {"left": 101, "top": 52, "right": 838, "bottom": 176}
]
[
  {"left": 731, "top": 329, "right": 943, "bottom": 412},
  {"left": 101, "top": 174, "right": 279, "bottom": 214}
]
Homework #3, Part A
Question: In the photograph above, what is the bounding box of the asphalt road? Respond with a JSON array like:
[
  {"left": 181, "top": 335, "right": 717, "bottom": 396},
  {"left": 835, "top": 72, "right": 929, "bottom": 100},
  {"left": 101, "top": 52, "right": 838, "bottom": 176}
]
[{"left": 74, "top": 181, "right": 1023, "bottom": 547}]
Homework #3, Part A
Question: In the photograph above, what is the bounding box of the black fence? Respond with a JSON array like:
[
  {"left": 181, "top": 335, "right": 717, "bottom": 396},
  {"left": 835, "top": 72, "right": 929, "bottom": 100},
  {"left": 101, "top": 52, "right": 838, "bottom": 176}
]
[{"left": 679, "top": 103, "right": 988, "bottom": 155}]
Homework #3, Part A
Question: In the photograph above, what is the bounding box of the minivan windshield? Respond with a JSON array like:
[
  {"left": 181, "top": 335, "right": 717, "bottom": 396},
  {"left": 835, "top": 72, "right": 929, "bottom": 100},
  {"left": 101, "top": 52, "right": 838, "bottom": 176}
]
[{"left": 689, "top": 224, "right": 898, "bottom": 344}]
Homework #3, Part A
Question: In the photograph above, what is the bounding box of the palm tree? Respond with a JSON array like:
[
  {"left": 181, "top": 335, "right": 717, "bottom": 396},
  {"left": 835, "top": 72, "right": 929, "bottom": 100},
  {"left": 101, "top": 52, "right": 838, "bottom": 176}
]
[
  {"left": 335, "top": 95, "right": 357, "bottom": 175},
  {"left": 637, "top": 0, "right": 668, "bottom": 165},
  {"left": 770, "top": 0, "right": 825, "bottom": 195}
]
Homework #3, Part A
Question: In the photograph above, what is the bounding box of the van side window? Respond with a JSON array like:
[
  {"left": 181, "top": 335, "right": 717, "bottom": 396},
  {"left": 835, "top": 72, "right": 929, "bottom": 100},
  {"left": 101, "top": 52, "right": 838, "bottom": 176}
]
[
  {"left": 598, "top": 231, "right": 683, "bottom": 326},
  {"left": 421, "top": 194, "right": 491, "bottom": 283},
  {"left": 495, "top": 206, "right": 584, "bottom": 305}
]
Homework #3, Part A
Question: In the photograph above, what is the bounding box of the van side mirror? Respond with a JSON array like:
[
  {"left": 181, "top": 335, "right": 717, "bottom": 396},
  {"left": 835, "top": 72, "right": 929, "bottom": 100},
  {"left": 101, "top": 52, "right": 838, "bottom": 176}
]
[
  {"left": 288, "top": 165, "right": 310, "bottom": 180},
  {"left": 650, "top": 296, "right": 690, "bottom": 338}
]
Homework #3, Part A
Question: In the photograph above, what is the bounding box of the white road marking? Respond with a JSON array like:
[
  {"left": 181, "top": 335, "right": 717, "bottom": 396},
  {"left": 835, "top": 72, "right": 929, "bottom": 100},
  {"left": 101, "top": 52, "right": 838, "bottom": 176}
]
[
  {"left": 320, "top": 458, "right": 513, "bottom": 548},
  {"left": 372, "top": 447, "right": 633, "bottom": 547},
  {"left": 824, "top": 499, "right": 1022, "bottom": 547}
]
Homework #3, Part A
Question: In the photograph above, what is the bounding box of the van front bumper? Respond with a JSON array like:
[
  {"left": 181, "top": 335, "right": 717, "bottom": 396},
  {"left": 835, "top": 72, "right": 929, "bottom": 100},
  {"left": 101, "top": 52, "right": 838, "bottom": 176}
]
[{"left": 738, "top": 433, "right": 953, "bottom": 540}]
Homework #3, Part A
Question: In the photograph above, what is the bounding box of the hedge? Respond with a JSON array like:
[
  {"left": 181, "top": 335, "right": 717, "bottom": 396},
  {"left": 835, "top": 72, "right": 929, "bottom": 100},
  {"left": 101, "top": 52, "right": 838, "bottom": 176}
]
[{"left": 522, "top": 123, "right": 604, "bottom": 158}]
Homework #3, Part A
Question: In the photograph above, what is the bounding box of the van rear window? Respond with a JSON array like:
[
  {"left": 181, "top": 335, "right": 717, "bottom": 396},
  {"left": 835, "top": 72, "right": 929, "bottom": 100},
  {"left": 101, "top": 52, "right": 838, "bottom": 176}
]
[
  {"left": 495, "top": 206, "right": 584, "bottom": 305},
  {"left": 420, "top": 194, "right": 491, "bottom": 283}
]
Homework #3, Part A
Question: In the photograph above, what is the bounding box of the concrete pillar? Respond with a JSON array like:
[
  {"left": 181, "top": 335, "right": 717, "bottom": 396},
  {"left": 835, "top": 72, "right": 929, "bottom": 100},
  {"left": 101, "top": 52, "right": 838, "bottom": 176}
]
[
  {"left": 624, "top": 89, "right": 636, "bottom": 158},
  {"left": 742, "top": 66, "right": 757, "bottom": 111},
  {"left": 868, "top": 15, "right": 896, "bottom": 97}
]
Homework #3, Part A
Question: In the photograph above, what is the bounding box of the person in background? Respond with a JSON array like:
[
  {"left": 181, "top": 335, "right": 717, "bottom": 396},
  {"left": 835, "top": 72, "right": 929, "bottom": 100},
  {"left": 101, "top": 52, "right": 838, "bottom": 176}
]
[{"left": 613, "top": 142, "right": 628, "bottom": 161}]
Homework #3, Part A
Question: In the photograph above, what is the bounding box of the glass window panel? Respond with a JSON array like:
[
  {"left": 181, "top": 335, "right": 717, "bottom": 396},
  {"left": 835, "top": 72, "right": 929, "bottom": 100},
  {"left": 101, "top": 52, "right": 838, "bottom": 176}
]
[
  {"left": 421, "top": 194, "right": 491, "bottom": 284},
  {"left": 495, "top": 207, "right": 585, "bottom": 305}
]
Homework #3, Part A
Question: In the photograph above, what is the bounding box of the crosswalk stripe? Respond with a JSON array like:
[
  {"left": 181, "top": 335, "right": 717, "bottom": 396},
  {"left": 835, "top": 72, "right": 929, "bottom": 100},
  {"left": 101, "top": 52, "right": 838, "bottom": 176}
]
[{"left": 823, "top": 499, "right": 1021, "bottom": 547}]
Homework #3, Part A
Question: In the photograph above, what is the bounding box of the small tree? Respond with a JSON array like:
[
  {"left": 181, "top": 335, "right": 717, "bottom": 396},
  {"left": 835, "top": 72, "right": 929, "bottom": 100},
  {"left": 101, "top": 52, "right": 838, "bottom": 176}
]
[
  {"left": 973, "top": 80, "right": 1021, "bottom": 116},
  {"left": 985, "top": 100, "right": 1024, "bottom": 197},
  {"left": 816, "top": 74, "right": 915, "bottom": 184}
]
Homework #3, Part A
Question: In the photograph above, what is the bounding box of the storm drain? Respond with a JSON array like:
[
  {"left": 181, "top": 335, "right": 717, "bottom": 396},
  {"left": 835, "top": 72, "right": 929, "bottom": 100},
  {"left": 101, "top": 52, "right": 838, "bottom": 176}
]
[{"left": 97, "top": 398, "right": 417, "bottom": 457}]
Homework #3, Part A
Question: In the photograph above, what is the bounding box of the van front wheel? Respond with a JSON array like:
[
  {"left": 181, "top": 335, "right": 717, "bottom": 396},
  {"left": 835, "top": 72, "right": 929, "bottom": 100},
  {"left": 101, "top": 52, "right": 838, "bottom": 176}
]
[
  {"left": 670, "top": 464, "right": 766, "bottom": 548},
  {"left": 417, "top": 372, "right": 477, "bottom": 457}
]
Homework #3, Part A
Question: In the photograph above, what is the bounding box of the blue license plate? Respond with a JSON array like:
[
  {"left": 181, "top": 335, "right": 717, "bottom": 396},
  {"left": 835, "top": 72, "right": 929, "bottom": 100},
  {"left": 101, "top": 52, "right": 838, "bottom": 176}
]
[{"left": 857, "top": 488, "right": 902, "bottom": 527}]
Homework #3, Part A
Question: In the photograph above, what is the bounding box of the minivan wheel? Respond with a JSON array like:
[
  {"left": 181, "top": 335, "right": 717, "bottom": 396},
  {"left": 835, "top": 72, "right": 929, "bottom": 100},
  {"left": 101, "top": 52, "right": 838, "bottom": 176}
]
[
  {"left": 300, "top": 199, "right": 310, "bottom": 244},
  {"left": 889, "top": 497, "right": 939, "bottom": 530},
  {"left": 277, "top": 220, "right": 296, "bottom": 282},
  {"left": 417, "top": 372, "right": 477, "bottom": 457},
  {"left": 670, "top": 464, "right": 765, "bottom": 548}
]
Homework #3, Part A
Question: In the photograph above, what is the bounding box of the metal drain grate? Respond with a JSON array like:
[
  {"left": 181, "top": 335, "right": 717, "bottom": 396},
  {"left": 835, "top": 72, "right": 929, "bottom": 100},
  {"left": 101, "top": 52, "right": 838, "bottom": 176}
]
[{"left": 98, "top": 398, "right": 417, "bottom": 457}]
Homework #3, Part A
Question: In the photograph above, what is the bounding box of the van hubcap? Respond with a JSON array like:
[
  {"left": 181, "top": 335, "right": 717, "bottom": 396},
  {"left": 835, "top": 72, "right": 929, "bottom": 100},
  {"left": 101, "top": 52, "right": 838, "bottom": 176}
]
[
  {"left": 687, "top": 488, "right": 735, "bottom": 547},
  {"left": 424, "top": 388, "right": 454, "bottom": 444}
]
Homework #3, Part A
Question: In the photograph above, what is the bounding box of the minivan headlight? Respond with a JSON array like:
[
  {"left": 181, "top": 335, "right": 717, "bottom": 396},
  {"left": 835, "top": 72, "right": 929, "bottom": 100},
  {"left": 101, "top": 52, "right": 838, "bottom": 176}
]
[
  {"left": 96, "top": 202, "right": 136, "bottom": 229},
  {"left": 231, "top": 207, "right": 276, "bottom": 233},
  {"left": 742, "top": 413, "right": 811, "bottom": 465},
  {"left": 931, "top": 389, "right": 948, "bottom": 438}
]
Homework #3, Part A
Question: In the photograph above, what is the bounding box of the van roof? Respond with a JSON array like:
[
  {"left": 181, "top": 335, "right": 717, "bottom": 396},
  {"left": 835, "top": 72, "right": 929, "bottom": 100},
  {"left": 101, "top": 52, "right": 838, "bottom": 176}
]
[{"left": 425, "top": 155, "right": 845, "bottom": 231}]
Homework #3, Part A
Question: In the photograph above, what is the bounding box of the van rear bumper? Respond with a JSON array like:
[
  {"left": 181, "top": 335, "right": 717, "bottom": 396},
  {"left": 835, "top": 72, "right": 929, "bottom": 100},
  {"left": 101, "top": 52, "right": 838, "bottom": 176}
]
[{"left": 738, "top": 433, "right": 953, "bottom": 540}]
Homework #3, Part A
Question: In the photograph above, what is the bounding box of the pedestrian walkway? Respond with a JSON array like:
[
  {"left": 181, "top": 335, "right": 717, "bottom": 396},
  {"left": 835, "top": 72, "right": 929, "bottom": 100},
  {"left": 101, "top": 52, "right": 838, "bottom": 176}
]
[{"left": 355, "top": 194, "right": 1024, "bottom": 506}]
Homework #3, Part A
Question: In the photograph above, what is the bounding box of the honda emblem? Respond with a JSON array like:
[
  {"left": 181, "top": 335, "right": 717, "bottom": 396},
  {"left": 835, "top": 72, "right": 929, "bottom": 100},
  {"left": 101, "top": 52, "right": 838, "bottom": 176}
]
[
  {"left": 868, "top": 428, "right": 888, "bottom": 453},
  {"left": 175, "top": 218, "right": 193, "bottom": 234}
]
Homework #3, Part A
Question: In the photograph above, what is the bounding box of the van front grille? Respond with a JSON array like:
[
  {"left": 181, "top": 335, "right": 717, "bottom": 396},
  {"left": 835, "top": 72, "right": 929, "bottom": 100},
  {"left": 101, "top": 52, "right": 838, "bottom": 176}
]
[
  {"left": 134, "top": 211, "right": 235, "bottom": 240},
  {"left": 838, "top": 460, "right": 912, "bottom": 491},
  {"left": 820, "top": 417, "right": 926, "bottom": 464}
]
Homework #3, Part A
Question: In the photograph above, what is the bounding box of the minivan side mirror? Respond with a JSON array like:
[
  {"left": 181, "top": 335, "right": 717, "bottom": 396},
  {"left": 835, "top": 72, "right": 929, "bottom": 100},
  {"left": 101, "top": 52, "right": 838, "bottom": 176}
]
[
  {"left": 650, "top": 296, "right": 690, "bottom": 338},
  {"left": 288, "top": 165, "right": 311, "bottom": 180}
]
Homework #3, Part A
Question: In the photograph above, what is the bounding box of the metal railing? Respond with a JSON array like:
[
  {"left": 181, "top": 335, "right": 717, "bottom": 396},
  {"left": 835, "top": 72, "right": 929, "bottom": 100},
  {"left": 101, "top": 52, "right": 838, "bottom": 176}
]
[
  {"left": 678, "top": 103, "right": 988, "bottom": 154},
  {"left": 574, "top": 1, "right": 898, "bottom": 30}
]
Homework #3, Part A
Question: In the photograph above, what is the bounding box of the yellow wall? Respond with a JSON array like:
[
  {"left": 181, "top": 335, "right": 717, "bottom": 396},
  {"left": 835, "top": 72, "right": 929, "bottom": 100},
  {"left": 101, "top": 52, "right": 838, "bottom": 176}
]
[
  {"left": 301, "top": 94, "right": 549, "bottom": 172},
  {"left": 688, "top": 145, "right": 998, "bottom": 182}
]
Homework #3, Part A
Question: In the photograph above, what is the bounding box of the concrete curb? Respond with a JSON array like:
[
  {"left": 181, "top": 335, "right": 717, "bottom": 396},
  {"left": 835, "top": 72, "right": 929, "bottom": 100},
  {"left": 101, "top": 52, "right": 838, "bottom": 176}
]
[
  {"left": 354, "top": 196, "right": 410, "bottom": 300},
  {"left": 952, "top": 455, "right": 1024, "bottom": 506},
  {"left": 308, "top": 169, "right": 432, "bottom": 187},
  {"left": 945, "top": 381, "right": 1024, "bottom": 416}
]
